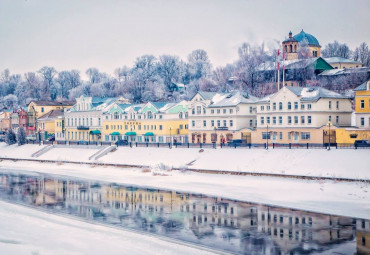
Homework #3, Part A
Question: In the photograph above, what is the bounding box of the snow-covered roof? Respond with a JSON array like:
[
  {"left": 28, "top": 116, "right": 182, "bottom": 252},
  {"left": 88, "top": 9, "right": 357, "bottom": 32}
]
[
  {"left": 323, "top": 57, "right": 361, "bottom": 64},
  {"left": 286, "top": 86, "right": 350, "bottom": 101},
  {"left": 37, "top": 109, "right": 64, "bottom": 121},
  {"left": 354, "top": 80, "right": 370, "bottom": 91},
  {"left": 209, "top": 91, "right": 258, "bottom": 107}
]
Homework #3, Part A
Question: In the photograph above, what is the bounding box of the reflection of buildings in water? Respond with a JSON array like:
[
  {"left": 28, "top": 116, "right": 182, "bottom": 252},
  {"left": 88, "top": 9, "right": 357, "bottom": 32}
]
[
  {"left": 257, "top": 205, "right": 354, "bottom": 254},
  {"left": 0, "top": 172, "right": 362, "bottom": 255},
  {"left": 357, "top": 219, "right": 370, "bottom": 255}
]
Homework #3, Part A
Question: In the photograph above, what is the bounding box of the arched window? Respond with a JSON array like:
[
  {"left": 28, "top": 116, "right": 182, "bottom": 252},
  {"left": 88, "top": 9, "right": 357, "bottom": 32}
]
[
  {"left": 114, "top": 112, "right": 119, "bottom": 119},
  {"left": 294, "top": 45, "right": 297, "bottom": 52},
  {"left": 179, "top": 112, "right": 183, "bottom": 119},
  {"left": 192, "top": 108, "right": 195, "bottom": 114},
  {"left": 185, "top": 112, "right": 188, "bottom": 118},
  {"left": 289, "top": 45, "right": 292, "bottom": 53},
  {"left": 147, "top": 111, "right": 153, "bottom": 119},
  {"left": 284, "top": 45, "right": 287, "bottom": 52}
]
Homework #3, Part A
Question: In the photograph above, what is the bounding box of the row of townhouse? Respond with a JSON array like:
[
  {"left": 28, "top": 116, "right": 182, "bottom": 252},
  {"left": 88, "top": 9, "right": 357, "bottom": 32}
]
[
  {"left": 187, "top": 80, "right": 370, "bottom": 145},
  {"left": 10, "top": 79, "right": 369, "bottom": 145},
  {"left": 63, "top": 96, "right": 189, "bottom": 143}
]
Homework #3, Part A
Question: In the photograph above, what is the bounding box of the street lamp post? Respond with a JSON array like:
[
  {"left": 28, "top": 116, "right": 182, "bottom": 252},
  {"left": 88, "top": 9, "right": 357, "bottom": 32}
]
[
  {"left": 169, "top": 127, "right": 172, "bottom": 148},
  {"left": 214, "top": 127, "right": 217, "bottom": 149},
  {"left": 327, "top": 122, "right": 332, "bottom": 150},
  {"left": 266, "top": 124, "right": 269, "bottom": 150}
]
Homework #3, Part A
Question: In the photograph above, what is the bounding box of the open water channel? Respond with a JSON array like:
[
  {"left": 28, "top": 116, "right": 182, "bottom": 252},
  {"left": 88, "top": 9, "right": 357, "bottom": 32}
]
[{"left": 0, "top": 170, "right": 368, "bottom": 254}]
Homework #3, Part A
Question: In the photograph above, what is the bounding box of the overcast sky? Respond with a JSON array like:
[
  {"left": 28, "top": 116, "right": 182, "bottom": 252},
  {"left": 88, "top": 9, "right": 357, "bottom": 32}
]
[{"left": 1, "top": 0, "right": 369, "bottom": 77}]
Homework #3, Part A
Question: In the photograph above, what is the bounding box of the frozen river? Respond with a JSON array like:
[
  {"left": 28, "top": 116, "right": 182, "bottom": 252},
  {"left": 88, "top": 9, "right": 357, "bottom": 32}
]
[{"left": 0, "top": 170, "right": 368, "bottom": 254}]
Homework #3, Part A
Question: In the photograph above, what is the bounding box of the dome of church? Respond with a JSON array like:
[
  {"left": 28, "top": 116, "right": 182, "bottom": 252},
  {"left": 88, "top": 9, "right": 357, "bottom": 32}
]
[{"left": 293, "top": 30, "right": 320, "bottom": 47}]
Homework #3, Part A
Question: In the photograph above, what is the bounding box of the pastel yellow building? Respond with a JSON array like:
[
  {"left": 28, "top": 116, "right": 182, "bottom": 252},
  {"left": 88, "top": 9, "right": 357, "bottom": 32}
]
[
  {"left": 354, "top": 80, "right": 370, "bottom": 127},
  {"left": 37, "top": 110, "right": 64, "bottom": 140},
  {"left": 102, "top": 101, "right": 189, "bottom": 143}
]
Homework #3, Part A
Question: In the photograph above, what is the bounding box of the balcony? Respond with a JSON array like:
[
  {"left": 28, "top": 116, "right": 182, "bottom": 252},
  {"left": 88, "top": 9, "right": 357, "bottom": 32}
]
[{"left": 77, "top": 126, "right": 90, "bottom": 130}]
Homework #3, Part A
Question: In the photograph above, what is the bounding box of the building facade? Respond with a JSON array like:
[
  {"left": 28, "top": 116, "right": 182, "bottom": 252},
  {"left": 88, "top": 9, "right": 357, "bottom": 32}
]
[
  {"left": 354, "top": 80, "right": 370, "bottom": 128},
  {"left": 102, "top": 101, "right": 189, "bottom": 143},
  {"left": 64, "top": 96, "right": 122, "bottom": 142},
  {"left": 188, "top": 91, "right": 258, "bottom": 144},
  {"left": 252, "top": 86, "right": 352, "bottom": 144},
  {"left": 282, "top": 30, "right": 321, "bottom": 60}
]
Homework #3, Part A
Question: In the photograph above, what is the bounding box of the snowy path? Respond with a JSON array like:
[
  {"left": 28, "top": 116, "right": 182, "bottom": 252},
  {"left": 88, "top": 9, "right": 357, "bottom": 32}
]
[
  {"left": 0, "top": 201, "right": 217, "bottom": 255},
  {"left": 0, "top": 160, "right": 369, "bottom": 220},
  {"left": 0, "top": 143, "right": 369, "bottom": 180}
]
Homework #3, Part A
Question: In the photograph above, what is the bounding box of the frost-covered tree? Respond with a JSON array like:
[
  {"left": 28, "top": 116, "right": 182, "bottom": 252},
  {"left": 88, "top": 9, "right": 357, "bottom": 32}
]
[
  {"left": 38, "top": 66, "right": 57, "bottom": 100},
  {"left": 5, "top": 129, "right": 16, "bottom": 145},
  {"left": 187, "top": 49, "right": 211, "bottom": 81},
  {"left": 297, "top": 39, "right": 311, "bottom": 60},
  {"left": 322, "top": 41, "right": 351, "bottom": 58},
  {"left": 17, "top": 126, "right": 26, "bottom": 146},
  {"left": 353, "top": 42, "right": 370, "bottom": 66},
  {"left": 157, "top": 55, "right": 184, "bottom": 92},
  {"left": 57, "top": 70, "right": 81, "bottom": 99},
  {"left": 3, "top": 94, "right": 18, "bottom": 109}
]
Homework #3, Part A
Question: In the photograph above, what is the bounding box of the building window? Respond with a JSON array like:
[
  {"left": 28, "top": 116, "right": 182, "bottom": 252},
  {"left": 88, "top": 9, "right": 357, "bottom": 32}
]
[
  {"left": 288, "top": 102, "right": 292, "bottom": 110},
  {"left": 336, "top": 101, "right": 339, "bottom": 109},
  {"left": 230, "top": 120, "right": 233, "bottom": 127},
  {"left": 273, "top": 103, "right": 276, "bottom": 110},
  {"left": 279, "top": 116, "right": 282, "bottom": 124},
  {"left": 301, "top": 116, "right": 305, "bottom": 124},
  {"left": 223, "top": 120, "right": 226, "bottom": 126},
  {"left": 261, "top": 106, "right": 264, "bottom": 111},
  {"left": 308, "top": 116, "right": 312, "bottom": 124},
  {"left": 329, "top": 101, "right": 332, "bottom": 109},
  {"left": 203, "top": 120, "right": 206, "bottom": 127},
  {"left": 288, "top": 116, "right": 292, "bottom": 124},
  {"left": 192, "top": 120, "right": 195, "bottom": 127},
  {"left": 249, "top": 106, "right": 253, "bottom": 113},
  {"left": 41, "top": 107, "right": 44, "bottom": 113},
  {"left": 196, "top": 106, "right": 201, "bottom": 114},
  {"left": 279, "top": 132, "right": 283, "bottom": 140},
  {"left": 279, "top": 102, "right": 283, "bottom": 110},
  {"left": 361, "top": 117, "right": 365, "bottom": 126},
  {"left": 261, "top": 117, "right": 265, "bottom": 125},
  {"left": 301, "top": 132, "right": 310, "bottom": 140},
  {"left": 179, "top": 112, "right": 183, "bottom": 119},
  {"left": 301, "top": 104, "right": 305, "bottom": 110},
  {"left": 250, "top": 119, "right": 253, "bottom": 126},
  {"left": 230, "top": 109, "right": 233, "bottom": 114},
  {"left": 360, "top": 100, "right": 365, "bottom": 109},
  {"left": 294, "top": 102, "right": 298, "bottom": 110},
  {"left": 211, "top": 109, "right": 214, "bottom": 114},
  {"left": 294, "top": 116, "right": 298, "bottom": 124},
  {"left": 273, "top": 117, "right": 276, "bottom": 124},
  {"left": 217, "top": 109, "right": 220, "bottom": 114},
  {"left": 105, "top": 125, "right": 109, "bottom": 130},
  {"left": 262, "top": 132, "right": 271, "bottom": 139},
  {"left": 336, "top": 116, "right": 339, "bottom": 124},
  {"left": 217, "top": 120, "right": 220, "bottom": 127},
  {"left": 307, "top": 104, "right": 312, "bottom": 110},
  {"left": 267, "top": 117, "right": 270, "bottom": 124},
  {"left": 329, "top": 116, "right": 332, "bottom": 122},
  {"left": 211, "top": 120, "right": 214, "bottom": 127},
  {"left": 192, "top": 108, "right": 195, "bottom": 114}
]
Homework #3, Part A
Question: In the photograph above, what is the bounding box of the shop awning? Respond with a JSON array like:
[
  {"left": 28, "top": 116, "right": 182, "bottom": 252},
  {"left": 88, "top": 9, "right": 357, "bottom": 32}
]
[
  {"left": 90, "top": 130, "right": 101, "bottom": 135},
  {"left": 111, "top": 132, "right": 120, "bottom": 135},
  {"left": 125, "top": 131, "right": 136, "bottom": 136},
  {"left": 144, "top": 132, "right": 154, "bottom": 136}
]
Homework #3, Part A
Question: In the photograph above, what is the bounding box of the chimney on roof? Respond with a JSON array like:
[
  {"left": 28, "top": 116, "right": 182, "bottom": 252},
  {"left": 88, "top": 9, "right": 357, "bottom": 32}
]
[{"left": 289, "top": 31, "right": 292, "bottom": 38}]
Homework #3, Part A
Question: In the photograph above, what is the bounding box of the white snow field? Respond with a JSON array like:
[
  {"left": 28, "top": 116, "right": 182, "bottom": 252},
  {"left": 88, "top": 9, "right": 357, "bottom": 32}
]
[
  {"left": 0, "top": 143, "right": 369, "bottom": 180},
  {"left": 0, "top": 201, "right": 215, "bottom": 255},
  {"left": 0, "top": 161, "right": 369, "bottom": 220}
]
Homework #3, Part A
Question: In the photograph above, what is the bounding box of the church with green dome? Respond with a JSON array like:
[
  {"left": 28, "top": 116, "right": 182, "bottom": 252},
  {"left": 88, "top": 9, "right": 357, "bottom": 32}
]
[{"left": 282, "top": 30, "right": 321, "bottom": 60}]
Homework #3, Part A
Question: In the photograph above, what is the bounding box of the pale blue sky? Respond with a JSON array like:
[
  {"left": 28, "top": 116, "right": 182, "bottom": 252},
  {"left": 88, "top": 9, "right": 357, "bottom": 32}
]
[{"left": 1, "top": 0, "right": 369, "bottom": 76}]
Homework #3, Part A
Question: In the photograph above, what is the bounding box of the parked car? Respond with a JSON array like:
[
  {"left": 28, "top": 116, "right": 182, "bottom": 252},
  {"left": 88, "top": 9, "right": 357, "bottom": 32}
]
[
  {"left": 26, "top": 134, "right": 36, "bottom": 141},
  {"left": 77, "top": 140, "right": 88, "bottom": 145},
  {"left": 47, "top": 136, "right": 55, "bottom": 142},
  {"left": 354, "top": 140, "right": 370, "bottom": 147},
  {"left": 227, "top": 139, "right": 245, "bottom": 147},
  {"left": 115, "top": 140, "right": 129, "bottom": 146}
]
